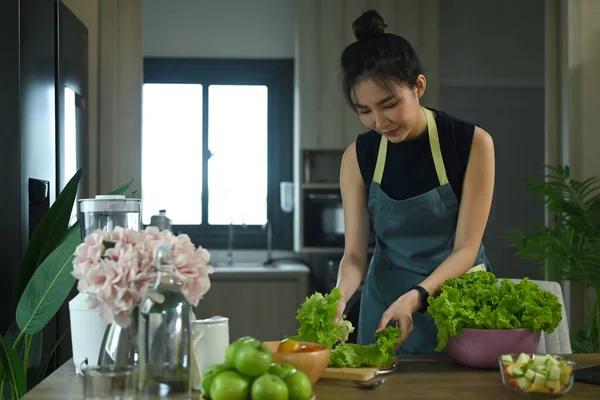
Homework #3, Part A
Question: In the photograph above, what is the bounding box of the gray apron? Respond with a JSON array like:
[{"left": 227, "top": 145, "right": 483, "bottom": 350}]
[{"left": 357, "top": 107, "right": 491, "bottom": 355}]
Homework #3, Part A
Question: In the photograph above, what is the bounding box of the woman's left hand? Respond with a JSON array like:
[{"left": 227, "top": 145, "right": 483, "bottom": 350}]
[{"left": 376, "top": 289, "right": 421, "bottom": 349}]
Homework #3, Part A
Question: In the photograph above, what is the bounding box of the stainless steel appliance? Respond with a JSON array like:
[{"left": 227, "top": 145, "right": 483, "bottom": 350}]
[
  {"left": 302, "top": 188, "right": 375, "bottom": 251},
  {"left": 0, "top": 0, "right": 88, "bottom": 372}
]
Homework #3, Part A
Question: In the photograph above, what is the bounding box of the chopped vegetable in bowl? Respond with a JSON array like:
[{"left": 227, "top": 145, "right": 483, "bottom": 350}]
[{"left": 499, "top": 353, "right": 576, "bottom": 396}]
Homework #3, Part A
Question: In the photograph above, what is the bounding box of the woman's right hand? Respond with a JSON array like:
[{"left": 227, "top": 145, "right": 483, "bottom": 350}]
[
  {"left": 334, "top": 298, "right": 347, "bottom": 325},
  {"left": 333, "top": 297, "right": 347, "bottom": 343}
]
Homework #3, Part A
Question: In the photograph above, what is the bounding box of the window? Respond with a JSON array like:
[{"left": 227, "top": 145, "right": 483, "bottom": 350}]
[
  {"left": 63, "top": 86, "right": 79, "bottom": 226},
  {"left": 142, "top": 58, "right": 294, "bottom": 250}
]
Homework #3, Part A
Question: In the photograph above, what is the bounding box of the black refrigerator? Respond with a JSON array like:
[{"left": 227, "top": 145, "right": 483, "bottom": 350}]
[{"left": 0, "top": 0, "right": 88, "bottom": 371}]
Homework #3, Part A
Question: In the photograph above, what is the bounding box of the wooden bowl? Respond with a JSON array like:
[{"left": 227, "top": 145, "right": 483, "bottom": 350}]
[{"left": 263, "top": 341, "right": 331, "bottom": 384}]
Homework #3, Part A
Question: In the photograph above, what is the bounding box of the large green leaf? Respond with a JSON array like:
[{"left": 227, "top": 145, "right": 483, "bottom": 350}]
[
  {"left": 4, "top": 324, "right": 42, "bottom": 390},
  {"left": 39, "top": 328, "right": 70, "bottom": 382},
  {"left": 111, "top": 178, "right": 134, "bottom": 195},
  {"left": 15, "top": 222, "right": 81, "bottom": 335},
  {"left": 0, "top": 335, "right": 26, "bottom": 397},
  {"left": 12, "top": 169, "right": 83, "bottom": 312}
]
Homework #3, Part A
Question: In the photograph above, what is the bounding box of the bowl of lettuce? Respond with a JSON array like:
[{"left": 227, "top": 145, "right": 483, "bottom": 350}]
[
  {"left": 427, "top": 271, "right": 563, "bottom": 369},
  {"left": 287, "top": 288, "right": 401, "bottom": 369}
]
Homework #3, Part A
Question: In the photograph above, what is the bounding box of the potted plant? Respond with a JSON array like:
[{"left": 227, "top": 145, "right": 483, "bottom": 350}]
[
  {"left": 0, "top": 169, "right": 137, "bottom": 399},
  {"left": 427, "top": 271, "right": 563, "bottom": 369},
  {"left": 506, "top": 165, "right": 600, "bottom": 353}
]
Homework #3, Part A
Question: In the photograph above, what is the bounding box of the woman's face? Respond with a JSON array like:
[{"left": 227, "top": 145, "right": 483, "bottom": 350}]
[{"left": 353, "top": 76, "right": 426, "bottom": 143}]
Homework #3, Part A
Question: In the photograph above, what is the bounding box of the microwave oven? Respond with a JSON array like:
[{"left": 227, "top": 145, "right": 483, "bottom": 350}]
[{"left": 301, "top": 187, "right": 375, "bottom": 251}]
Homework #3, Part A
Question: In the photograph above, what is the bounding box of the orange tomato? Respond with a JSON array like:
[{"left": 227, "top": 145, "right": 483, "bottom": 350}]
[{"left": 278, "top": 338, "right": 301, "bottom": 353}]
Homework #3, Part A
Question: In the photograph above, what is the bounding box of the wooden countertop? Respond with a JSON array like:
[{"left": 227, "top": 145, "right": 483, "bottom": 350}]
[{"left": 23, "top": 354, "right": 600, "bottom": 399}]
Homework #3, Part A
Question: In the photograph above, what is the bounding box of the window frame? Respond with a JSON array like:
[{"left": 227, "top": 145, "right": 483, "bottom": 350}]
[{"left": 143, "top": 58, "right": 294, "bottom": 251}]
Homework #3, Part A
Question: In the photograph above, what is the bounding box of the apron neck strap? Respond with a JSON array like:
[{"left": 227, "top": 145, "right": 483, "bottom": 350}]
[
  {"left": 373, "top": 133, "right": 388, "bottom": 185},
  {"left": 372, "top": 107, "right": 449, "bottom": 186},
  {"left": 424, "top": 107, "right": 449, "bottom": 186}
]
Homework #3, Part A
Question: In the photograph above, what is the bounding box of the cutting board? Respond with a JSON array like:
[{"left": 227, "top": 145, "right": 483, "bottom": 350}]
[{"left": 321, "top": 359, "right": 397, "bottom": 382}]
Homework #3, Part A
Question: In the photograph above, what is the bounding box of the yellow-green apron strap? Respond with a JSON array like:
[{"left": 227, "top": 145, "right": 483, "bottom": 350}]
[
  {"left": 373, "top": 135, "right": 388, "bottom": 185},
  {"left": 423, "top": 107, "right": 449, "bottom": 186}
]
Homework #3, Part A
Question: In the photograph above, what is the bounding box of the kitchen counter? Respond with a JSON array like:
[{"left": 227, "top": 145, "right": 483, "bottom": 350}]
[
  {"left": 23, "top": 354, "right": 600, "bottom": 399},
  {"left": 210, "top": 263, "right": 310, "bottom": 278}
]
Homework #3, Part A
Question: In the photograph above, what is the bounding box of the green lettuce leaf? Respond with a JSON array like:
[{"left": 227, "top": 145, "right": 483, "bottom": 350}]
[
  {"left": 427, "top": 271, "right": 563, "bottom": 351},
  {"left": 288, "top": 288, "right": 354, "bottom": 349},
  {"left": 289, "top": 288, "right": 402, "bottom": 368},
  {"left": 329, "top": 326, "right": 401, "bottom": 368}
]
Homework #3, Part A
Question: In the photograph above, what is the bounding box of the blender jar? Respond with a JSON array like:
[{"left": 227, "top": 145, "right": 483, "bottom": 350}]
[{"left": 78, "top": 195, "right": 143, "bottom": 239}]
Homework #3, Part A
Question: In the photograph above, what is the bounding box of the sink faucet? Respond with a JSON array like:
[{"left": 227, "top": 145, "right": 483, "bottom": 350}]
[
  {"left": 263, "top": 220, "right": 273, "bottom": 266},
  {"left": 227, "top": 223, "right": 234, "bottom": 266}
]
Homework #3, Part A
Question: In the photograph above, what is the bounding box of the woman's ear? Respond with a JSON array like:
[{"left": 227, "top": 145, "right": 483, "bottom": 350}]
[{"left": 415, "top": 74, "right": 427, "bottom": 99}]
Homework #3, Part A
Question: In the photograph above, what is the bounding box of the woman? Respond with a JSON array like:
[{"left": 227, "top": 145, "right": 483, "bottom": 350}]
[{"left": 334, "top": 10, "right": 495, "bottom": 355}]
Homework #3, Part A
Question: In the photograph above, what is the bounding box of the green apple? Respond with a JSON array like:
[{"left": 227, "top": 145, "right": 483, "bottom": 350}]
[
  {"left": 284, "top": 370, "right": 313, "bottom": 400},
  {"left": 210, "top": 370, "right": 249, "bottom": 400},
  {"left": 251, "top": 373, "right": 288, "bottom": 400},
  {"left": 234, "top": 340, "right": 273, "bottom": 377},
  {"left": 268, "top": 362, "right": 297, "bottom": 379},
  {"left": 200, "top": 364, "right": 229, "bottom": 398},
  {"left": 225, "top": 336, "right": 259, "bottom": 368}
]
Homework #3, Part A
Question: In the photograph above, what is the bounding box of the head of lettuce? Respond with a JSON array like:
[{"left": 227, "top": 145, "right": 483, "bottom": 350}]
[{"left": 427, "top": 271, "right": 563, "bottom": 352}]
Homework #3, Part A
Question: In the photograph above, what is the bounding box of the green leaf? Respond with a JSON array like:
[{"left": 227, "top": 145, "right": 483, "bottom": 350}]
[
  {"left": 15, "top": 223, "right": 81, "bottom": 335},
  {"left": 4, "top": 323, "right": 42, "bottom": 390},
  {"left": 12, "top": 169, "right": 83, "bottom": 313},
  {"left": 39, "top": 328, "right": 70, "bottom": 381},
  {"left": 0, "top": 335, "right": 26, "bottom": 397},
  {"left": 329, "top": 327, "right": 400, "bottom": 368},
  {"left": 111, "top": 178, "right": 134, "bottom": 195},
  {"left": 291, "top": 288, "right": 354, "bottom": 349}
]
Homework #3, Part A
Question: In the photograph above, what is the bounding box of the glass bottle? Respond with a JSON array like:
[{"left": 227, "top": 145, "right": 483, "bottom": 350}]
[{"left": 138, "top": 242, "right": 191, "bottom": 399}]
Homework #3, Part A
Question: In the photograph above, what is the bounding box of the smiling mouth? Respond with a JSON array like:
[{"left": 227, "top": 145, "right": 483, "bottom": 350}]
[{"left": 382, "top": 129, "right": 399, "bottom": 137}]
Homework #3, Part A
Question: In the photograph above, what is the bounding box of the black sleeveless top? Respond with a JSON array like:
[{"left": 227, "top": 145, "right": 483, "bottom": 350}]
[{"left": 355, "top": 108, "right": 477, "bottom": 203}]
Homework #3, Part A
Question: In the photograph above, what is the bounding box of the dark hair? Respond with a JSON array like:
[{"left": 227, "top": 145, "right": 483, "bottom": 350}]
[{"left": 341, "top": 10, "right": 423, "bottom": 110}]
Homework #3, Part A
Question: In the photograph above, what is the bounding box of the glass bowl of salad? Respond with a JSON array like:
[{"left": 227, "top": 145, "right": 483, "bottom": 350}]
[{"left": 499, "top": 353, "right": 576, "bottom": 396}]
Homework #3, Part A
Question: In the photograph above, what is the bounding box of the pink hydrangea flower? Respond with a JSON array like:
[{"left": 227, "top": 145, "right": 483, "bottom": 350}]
[{"left": 72, "top": 226, "right": 213, "bottom": 327}]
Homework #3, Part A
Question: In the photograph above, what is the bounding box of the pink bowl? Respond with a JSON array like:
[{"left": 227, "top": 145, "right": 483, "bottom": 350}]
[{"left": 446, "top": 328, "right": 541, "bottom": 369}]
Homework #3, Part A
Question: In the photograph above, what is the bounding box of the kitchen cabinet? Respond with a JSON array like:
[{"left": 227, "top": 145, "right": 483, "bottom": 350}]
[
  {"left": 294, "top": 0, "right": 440, "bottom": 151},
  {"left": 192, "top": 265, "right": 310, "bottom": 342}
]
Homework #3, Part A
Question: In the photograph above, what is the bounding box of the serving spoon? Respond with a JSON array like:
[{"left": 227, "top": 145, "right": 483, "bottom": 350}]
[
  {"left": 354, "top": 378, "right": 387, "bottom": 389},
  {"left": 351, "top": 360, "right": 398, "bottom": 389}
]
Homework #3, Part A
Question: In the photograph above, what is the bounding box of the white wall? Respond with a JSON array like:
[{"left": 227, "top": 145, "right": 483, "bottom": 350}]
[{"left": 143, "top": 0, "right": 294, "bottom": 58}]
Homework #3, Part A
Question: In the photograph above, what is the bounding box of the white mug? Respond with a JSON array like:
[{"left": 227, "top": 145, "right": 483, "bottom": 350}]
[{"left": 191, "top": 316, "right": 230, "bottom": 391}]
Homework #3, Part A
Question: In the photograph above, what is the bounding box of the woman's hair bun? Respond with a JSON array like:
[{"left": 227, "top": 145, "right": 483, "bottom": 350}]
[{"left": 352, "top": 10, "right": 387, "bottom": 40}]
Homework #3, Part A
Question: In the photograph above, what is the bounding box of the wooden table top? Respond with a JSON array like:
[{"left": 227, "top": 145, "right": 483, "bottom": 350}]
[{"left": 23, "top": 354, "right": 600, "bottom": 399}]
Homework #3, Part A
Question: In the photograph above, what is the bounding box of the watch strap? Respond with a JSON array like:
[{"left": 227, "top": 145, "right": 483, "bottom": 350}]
[{"left": 410, "top": 285, "right": 429, "bottom": 314}]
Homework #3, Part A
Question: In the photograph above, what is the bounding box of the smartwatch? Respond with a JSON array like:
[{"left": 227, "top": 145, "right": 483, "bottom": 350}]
[{"left": 410, "top": 285, "right": 430, "bottom": 314}]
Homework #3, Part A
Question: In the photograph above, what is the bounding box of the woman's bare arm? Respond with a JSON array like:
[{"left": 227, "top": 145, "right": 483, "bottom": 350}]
[
  {"left": 336, "top": 141, "right": 371, "bottom": 302},
  {"left": 417, "top": 126, "right": 495, "bottom": 298}
]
